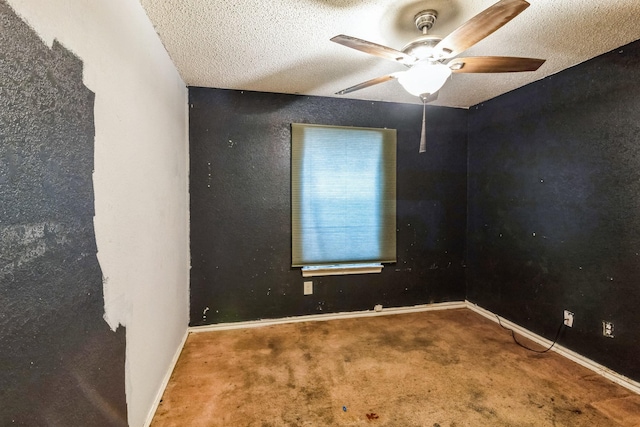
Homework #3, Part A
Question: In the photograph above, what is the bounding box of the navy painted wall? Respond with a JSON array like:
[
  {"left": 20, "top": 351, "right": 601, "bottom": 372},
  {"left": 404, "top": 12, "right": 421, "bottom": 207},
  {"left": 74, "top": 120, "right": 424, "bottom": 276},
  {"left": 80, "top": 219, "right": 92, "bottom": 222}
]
[
  {"left": 189, "top": 88, "right": 467, "bottom": 325},
  {"left": 0, "top": 2, "right": 127, "bottom": 425},
  {"left": 467, "top": 40, "right": 640, "bottom": 381}
]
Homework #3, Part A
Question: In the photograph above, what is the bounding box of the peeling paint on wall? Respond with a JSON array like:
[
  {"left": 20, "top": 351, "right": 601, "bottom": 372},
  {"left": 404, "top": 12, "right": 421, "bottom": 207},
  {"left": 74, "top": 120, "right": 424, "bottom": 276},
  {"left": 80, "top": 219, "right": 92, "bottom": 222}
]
[
  {"left": 5, "top": 0, "right": 190, "bottom": 425},
  {"left": 0, "top": 1, "right": 127, "bottom": 424}
]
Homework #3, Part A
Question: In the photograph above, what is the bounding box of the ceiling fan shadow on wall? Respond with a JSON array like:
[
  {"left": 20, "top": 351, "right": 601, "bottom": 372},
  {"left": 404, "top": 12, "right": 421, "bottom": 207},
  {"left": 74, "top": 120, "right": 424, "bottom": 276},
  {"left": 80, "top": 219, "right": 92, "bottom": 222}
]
[{"left": 331, "top": 0, "right": 545, "bottom": 153}]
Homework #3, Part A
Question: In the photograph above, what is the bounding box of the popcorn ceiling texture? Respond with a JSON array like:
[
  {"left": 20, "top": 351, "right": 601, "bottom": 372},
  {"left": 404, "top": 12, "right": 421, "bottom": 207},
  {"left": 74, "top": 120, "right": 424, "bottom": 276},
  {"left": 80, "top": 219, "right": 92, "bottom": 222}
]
[{"left": 140, "top": 0, "right": 640, "bottom": 108}]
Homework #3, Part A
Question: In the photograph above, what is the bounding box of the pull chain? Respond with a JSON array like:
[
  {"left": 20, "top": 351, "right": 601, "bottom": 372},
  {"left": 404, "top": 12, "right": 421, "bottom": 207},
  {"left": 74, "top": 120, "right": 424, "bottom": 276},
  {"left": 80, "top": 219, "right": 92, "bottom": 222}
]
[{"left": 419, "top": 97, "right": 427, "bottom": 153}]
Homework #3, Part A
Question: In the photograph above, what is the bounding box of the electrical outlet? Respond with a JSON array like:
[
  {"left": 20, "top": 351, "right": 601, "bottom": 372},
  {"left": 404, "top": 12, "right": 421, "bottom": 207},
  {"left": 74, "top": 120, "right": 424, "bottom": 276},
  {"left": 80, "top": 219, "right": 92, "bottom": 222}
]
[
  {"left": 303, "top": 281, "right": 313, "bottom": 295},
  {"left": 563, "top": 310, "right": 574, "bottom": 327},
  {"left": 602, "top": 321, "right": 614, "bottom": 338}
]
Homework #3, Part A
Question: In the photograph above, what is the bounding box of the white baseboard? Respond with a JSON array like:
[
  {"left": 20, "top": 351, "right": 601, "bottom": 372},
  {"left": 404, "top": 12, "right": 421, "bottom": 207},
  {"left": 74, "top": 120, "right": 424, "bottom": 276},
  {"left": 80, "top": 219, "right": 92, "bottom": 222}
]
[
  {"left": 143, "top": 328, "right": 189, "bottom": 427},
  {"left": 188, "top": 301, "right": 467, "bottom": 333},
  {"left": 465, "top": 301, "right": 640, "bottom": 396}
]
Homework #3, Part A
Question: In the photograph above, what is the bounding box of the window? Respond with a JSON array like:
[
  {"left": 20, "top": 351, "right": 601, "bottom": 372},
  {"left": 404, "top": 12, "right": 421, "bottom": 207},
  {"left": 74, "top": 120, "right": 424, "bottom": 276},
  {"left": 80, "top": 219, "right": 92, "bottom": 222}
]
[{"left": 291, "top": 123, "right": 396, "bottom": 276}]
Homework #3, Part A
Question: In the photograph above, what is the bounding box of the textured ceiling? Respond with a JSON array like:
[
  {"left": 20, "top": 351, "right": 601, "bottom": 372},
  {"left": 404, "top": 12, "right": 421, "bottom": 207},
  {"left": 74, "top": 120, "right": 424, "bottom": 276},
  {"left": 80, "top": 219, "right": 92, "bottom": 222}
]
[{"left": 139, "top": 0, "right": 640, "bottom": 108}]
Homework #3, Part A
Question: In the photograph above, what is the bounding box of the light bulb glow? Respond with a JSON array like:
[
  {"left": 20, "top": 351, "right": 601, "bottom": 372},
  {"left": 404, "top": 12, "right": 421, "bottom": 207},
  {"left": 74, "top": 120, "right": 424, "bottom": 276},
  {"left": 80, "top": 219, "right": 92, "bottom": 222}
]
[{"left": 398, "top": 62, "right": 452, "bottom": 97}]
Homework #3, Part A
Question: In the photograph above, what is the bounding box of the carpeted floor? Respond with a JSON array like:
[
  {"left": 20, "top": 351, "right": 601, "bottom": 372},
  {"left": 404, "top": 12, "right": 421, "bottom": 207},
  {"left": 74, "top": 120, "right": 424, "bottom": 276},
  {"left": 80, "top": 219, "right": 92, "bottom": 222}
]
[{"left": 151, "top": 308, "right": 640, "bottom": 426}]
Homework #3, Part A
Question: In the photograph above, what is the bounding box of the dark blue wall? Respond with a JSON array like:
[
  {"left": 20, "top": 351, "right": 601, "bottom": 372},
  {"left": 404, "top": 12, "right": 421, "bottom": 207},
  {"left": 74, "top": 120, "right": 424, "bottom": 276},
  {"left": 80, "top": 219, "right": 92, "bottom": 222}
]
[
  {"left": 0, "top": 2, "right": 127, "bottom": 425},
  {"left": 467, "top": 39, "right": 640, "bottom": 381},
  {"left": 189, "top": 88, "right": 468, "bottom": 325}
]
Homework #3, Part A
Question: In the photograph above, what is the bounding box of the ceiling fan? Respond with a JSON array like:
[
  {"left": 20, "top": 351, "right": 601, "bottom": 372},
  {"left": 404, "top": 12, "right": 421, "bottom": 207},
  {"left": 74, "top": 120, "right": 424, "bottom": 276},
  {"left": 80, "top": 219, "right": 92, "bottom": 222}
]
[{"left": 331, "top": 0, "right": 545, "bottom": 152}]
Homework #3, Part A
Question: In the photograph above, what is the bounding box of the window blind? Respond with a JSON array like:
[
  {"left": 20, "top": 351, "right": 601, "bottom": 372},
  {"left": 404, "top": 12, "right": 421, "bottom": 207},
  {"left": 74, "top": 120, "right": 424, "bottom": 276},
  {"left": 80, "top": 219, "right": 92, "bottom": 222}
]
[{"left": 291, "top": 123, "right": 396, "bottom": 267}]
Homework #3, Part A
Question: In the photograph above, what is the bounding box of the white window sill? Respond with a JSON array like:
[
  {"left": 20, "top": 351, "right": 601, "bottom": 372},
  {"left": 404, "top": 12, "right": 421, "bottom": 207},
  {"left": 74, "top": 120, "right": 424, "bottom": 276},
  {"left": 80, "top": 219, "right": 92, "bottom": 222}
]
[{"left": 301, "top": 263, "right": 383, "bottom": 277}]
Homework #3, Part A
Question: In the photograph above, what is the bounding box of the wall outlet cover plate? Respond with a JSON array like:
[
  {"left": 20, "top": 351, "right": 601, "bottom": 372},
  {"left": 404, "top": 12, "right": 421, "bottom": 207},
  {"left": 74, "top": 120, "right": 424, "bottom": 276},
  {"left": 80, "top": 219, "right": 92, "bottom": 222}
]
[
  {"left": 303, "top": 281, "right": 313, "bottom": 295},
  {"left": 564, "top": 310, "right": 574, "bottom": 327}
]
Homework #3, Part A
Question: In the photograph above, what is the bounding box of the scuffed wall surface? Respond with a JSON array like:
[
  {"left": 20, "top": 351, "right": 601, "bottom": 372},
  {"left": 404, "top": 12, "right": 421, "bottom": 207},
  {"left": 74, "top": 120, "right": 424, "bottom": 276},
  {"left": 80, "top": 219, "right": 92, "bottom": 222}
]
[
  {"left": 0, "top": 1, "right": 127, "bottom": 424},
  {"left": 467, "top": 39, "right": 640, "bottom": 382},
  {"left": 3, "top": 0, "right": 189, "bottom": 425},
  {"left": 189, "top": 88, "right": 467, "bottom": 325}
]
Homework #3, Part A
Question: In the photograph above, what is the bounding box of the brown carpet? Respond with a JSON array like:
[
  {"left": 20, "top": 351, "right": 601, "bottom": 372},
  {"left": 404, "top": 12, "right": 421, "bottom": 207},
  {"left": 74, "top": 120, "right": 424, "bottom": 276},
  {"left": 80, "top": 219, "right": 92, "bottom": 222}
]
[{"left": 151, "top": 308, "right": 640, "bottom": 426}]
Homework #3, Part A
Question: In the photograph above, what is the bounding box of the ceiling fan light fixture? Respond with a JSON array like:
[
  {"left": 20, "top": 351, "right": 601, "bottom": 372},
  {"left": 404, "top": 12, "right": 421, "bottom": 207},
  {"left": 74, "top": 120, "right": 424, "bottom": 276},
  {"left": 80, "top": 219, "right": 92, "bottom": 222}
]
[{"left": 398, "top": 62, "right": 451, "bottom": 97}]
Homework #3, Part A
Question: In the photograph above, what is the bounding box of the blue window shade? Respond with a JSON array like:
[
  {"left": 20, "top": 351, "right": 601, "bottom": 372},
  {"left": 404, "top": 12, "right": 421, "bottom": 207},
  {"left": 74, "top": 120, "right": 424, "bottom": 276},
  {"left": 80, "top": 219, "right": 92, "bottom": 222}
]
[{"left": 291, "top": 123, "right": 396, "bottom": 267}]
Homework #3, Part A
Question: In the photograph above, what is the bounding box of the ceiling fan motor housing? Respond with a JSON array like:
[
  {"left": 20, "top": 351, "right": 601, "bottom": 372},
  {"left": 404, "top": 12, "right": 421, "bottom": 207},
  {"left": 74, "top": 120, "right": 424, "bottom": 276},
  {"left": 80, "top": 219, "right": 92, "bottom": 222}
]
[
  {"left": 404, "top": 9, "right": 442, "bottom": 61},
  {"left": 401, "top": 36, "right": 443, "bottom": 62}
]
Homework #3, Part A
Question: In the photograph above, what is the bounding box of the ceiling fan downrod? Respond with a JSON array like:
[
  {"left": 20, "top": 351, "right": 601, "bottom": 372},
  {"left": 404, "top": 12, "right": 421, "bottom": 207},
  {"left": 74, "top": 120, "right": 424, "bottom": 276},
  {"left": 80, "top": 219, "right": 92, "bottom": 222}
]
[{"left": 414, "top": 9, "right": 438, "bottom": 35}]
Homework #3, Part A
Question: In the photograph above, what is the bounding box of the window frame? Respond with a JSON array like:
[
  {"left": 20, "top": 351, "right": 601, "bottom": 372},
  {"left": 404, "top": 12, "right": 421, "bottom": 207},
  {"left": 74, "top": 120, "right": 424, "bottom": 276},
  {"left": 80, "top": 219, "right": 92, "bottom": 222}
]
[{"left": 291, "top": 123, "right": 397, "bottom": 275}]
